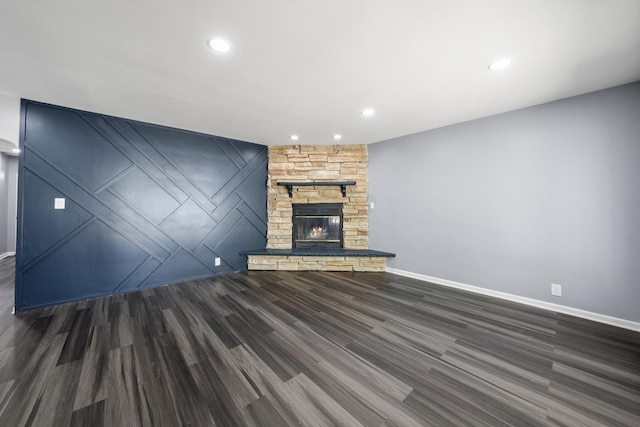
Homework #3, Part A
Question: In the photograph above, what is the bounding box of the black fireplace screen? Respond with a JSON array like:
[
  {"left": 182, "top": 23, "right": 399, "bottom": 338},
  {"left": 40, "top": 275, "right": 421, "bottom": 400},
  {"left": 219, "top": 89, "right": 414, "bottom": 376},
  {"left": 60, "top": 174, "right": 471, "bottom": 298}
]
[{"left": 292, "top": 203, "right": 343, "bottom": 249}]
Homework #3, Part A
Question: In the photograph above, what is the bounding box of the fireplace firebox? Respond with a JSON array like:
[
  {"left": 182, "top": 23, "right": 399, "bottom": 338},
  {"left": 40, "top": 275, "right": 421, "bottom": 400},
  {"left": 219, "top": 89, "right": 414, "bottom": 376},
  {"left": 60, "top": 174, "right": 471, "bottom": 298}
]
[{"left": 292, "top": 203, "right": 343, "bottom": 249}]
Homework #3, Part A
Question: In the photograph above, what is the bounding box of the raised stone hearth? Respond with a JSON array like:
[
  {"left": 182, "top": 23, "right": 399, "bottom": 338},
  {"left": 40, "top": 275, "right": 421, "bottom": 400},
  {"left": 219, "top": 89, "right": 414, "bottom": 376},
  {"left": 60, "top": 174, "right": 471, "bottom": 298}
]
[
  {"left": 249, "top": 255, "right": 386, "bottom": 272},
  {"left": 245, "top": 144, "right": 393, "bottom": 272},
  {"left": 243, "top": 249, "right": 395, "bottom": 272}
]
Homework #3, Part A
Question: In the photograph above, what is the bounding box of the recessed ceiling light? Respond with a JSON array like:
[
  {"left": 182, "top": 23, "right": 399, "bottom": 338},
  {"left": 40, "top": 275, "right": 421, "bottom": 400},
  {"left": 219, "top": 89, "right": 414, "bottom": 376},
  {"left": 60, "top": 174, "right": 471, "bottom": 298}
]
[
  {"left": 488, "top": 58, "right": 512, "bottom": 70},
  {"left": 12, "top": 148, "right": 20, "bottom": 153},
  {"left": 333, "top": 134, "right": 342, "bottom": 140},
  {"left": 361, "top": 108, "right": 375, "bottom": 117},
  {"left": 207, "top": 37, "right": 232, "bottom": 53},
  {"left": 290, "top": 134, "right": 299, "bottom": 141}
]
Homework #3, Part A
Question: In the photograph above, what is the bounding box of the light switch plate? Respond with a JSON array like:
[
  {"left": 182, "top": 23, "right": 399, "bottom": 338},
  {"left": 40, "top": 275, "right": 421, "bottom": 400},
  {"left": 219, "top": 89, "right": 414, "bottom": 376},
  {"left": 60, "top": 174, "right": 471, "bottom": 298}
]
[{"left": 54, "top": 198, "right": 66, "bottom": 209}]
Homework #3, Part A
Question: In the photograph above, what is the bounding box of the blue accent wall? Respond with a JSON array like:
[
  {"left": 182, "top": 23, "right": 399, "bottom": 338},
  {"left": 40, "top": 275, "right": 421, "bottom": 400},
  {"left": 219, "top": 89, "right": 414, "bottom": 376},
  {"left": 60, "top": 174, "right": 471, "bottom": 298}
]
[{"left": 16, "top": 100, "right": 267, "bottom": 311}]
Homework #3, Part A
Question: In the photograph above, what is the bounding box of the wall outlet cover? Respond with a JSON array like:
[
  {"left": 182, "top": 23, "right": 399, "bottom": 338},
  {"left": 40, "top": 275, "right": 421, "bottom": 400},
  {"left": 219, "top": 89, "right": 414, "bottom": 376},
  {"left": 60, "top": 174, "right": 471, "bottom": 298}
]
[
  {"left": 551, "top": 283, "right": 562, "bottom": 297},
  {"left": 54, "top": 198, "right": 65, "bottom": 209},
  {"left": 214, "top": 257, "right": 221, "bottom": 266}
]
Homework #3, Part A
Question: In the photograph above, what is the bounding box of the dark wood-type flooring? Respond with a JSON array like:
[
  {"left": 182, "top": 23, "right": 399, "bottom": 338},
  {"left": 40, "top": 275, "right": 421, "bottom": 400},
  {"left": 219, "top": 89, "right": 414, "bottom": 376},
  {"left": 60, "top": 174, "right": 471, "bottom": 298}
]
[{"left": 0, "top": 256, "right": 638, "bottom": 426}]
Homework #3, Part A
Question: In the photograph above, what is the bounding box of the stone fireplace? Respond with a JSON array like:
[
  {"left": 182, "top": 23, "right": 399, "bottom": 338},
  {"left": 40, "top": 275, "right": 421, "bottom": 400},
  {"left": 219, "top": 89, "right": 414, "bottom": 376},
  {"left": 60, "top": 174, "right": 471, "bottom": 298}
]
[
  {"left": 267, "top": 144, "right": 369, "bottom": 250},
  {"left": 245, "top": 144, "right": 394, "bottom": 271}
]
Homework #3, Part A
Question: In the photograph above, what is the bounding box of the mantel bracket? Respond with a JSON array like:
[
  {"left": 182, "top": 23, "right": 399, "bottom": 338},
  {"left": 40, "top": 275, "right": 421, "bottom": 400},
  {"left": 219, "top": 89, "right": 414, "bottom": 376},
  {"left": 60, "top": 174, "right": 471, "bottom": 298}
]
[{"left": 284, "top": 184, "right": 294, "bottom": 198}]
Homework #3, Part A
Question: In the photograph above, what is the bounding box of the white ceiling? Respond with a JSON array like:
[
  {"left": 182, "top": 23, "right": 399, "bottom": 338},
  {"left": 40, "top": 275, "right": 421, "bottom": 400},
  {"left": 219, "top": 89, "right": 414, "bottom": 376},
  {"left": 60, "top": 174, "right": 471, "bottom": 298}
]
[{"left": 0, "top": 0, "right": 639, "bottom": 146}]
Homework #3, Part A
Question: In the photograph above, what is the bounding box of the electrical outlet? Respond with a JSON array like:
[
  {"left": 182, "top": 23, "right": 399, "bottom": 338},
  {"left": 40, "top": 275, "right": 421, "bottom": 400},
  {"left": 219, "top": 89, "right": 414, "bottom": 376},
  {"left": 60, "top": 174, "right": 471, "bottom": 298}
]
[
  {"left": 214, "top": 257, "right": 221, "bottom": 266},
  {"left": 369, "top": 202, "right": 375, "bottom": 209},
  {"left": 551, "top": 283, "right": 562, "bottom": 297}
]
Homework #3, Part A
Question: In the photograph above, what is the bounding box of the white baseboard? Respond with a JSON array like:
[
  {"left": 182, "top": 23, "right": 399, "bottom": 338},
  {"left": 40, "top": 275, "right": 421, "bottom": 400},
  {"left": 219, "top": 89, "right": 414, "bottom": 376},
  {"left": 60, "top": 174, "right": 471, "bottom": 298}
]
[
  {"left": 0, "top": 252, "right": 15, "bottom": 260},
  {"left": 386, "top": 267, "right": 640, "bottom": 332}
]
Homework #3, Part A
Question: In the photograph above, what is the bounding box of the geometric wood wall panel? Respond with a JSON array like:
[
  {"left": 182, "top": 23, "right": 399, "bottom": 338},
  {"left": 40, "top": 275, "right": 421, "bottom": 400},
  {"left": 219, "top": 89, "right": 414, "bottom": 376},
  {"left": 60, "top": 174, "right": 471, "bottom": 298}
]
[
  {"left": 23, "top": 103, "right": 133, "bottom": 192},
  {"left": 20, "top": 220, "right": 150, "bottom": 308},
  {"left": 21, "top": 170, "right": 93, "bottom": 265},
  {"left": 133, "top": 123, "right": 242, "bottom": 198},
  {"left": 16, "top": 100, "right": 267, "bottom": 311},
  {"left": 108, "top": 167, "right": 181, "bottom": 225}
]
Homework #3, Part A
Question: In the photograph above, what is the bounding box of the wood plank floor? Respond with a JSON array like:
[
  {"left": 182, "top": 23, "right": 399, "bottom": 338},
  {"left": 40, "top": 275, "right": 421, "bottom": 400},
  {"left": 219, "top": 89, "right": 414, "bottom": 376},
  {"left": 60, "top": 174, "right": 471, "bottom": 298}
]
[{"left": 0, "top": 256, "right": 638, "bottom": 426}]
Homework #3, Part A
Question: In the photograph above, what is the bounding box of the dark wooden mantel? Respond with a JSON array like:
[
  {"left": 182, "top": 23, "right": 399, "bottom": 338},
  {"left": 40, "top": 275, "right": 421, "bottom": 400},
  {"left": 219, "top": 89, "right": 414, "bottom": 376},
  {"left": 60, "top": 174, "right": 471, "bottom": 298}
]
[{"left": 277, "top": 181, "right": 357, "bottom": 198}]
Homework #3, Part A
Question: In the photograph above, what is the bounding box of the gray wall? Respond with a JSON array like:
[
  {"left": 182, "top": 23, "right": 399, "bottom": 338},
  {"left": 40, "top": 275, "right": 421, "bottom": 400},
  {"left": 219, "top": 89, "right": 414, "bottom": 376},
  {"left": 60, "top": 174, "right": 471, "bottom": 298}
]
[
  {"left": 0, "top": 153, "right": 17, "bottom": 255},
  {"left": 0, "top": 152, "right": 17, "bottom": 255},
  {"left": 369, "top": 82, "right": 640, "bottom": 322},
  {"left": 0, "top": 153, "right": 8, "bottom": 254},
  {"left": 6, "top": 155, "right": 17, "bottom": 253}
]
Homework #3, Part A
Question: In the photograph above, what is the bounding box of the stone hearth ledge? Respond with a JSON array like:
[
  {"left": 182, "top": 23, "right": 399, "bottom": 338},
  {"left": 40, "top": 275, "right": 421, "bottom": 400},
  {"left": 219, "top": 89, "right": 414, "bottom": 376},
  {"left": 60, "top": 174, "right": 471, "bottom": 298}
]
[{"left": 241, "top": 249, "right": 395, "bottom": 272}]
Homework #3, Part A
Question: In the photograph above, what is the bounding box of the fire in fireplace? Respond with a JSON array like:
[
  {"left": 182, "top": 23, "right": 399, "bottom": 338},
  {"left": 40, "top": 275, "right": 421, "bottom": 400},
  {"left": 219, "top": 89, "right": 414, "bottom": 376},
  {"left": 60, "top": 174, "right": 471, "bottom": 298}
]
[{"left": 292, "top": 203, "right": 343, "bottom": 249}]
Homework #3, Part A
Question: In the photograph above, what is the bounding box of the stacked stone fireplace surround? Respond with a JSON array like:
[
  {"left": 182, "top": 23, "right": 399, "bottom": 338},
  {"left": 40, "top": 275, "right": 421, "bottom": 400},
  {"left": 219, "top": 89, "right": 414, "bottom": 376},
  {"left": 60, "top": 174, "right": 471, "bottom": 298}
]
[{"left": 246, "top": 144, "right": 390, "bottom": 272}]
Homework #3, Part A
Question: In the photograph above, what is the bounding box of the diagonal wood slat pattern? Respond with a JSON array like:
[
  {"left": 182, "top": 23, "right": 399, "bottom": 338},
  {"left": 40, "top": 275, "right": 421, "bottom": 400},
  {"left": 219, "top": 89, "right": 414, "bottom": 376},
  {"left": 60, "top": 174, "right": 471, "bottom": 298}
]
[
  {"left": 17, "top": 101, "right": 268, "bottom": 311},
  {"left": 1, "top": 256, "right": 639, "bottom": 426}
]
